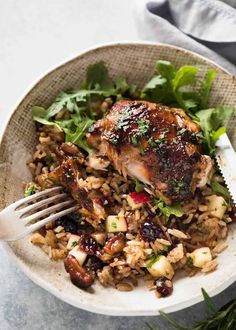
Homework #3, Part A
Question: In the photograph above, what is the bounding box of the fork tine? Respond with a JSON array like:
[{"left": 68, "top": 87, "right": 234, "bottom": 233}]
[
  {"left": 22, "top": 200, "right": 75, "bottom": 224},
  {"left": 28, "top": 205, "right": 78, "bottom": 233},
  {"left": 18, "top": 193, "right": 68, "bottom": 215},
  {"left": 13, "top": 186, "right": 63, "bottom": 209}
]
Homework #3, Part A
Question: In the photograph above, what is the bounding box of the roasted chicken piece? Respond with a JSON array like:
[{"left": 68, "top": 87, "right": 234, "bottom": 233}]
[
  {"left": 37, "top": 157, "right": 106, "bottom": 224},
  {"left": 87, "top": 100, "right": 213, "bottom": 204}
]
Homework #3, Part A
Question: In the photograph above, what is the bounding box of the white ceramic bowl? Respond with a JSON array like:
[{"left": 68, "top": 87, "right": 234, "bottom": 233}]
[{"left": 1, "top": 42, "right": 236, "bottom": 316}]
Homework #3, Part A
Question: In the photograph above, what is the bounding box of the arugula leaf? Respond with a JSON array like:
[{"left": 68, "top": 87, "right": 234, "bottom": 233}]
[
  {"left": 58, "top": 116, "right": 95, "bottom": 153},
  {"left": 141, "top": 60, "right": 200, "bottom": 111},
  {"left": 210, "top": 179, "right": 231, "bottom": 200},
  {"left": 154, "top": 199, "right": 184, "bottom": 220},
  {"left": 32, "top": 62, "right": 137, "bottom": 153},
  {"left": 85, "top": 62, "right": 113, "bottom": 90},
  {"left": 195, "top": 106, "right": 234, "bottom": 155}
]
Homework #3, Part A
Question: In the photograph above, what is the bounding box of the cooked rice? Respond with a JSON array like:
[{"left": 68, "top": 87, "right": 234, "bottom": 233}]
[{"left": 27, "top": 123, "right": 234, "bottom": 297}]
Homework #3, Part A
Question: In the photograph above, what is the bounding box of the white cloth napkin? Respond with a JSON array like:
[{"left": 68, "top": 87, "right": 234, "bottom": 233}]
[{"left": 134, "top": 0, "right": 236, "bottom": 75}]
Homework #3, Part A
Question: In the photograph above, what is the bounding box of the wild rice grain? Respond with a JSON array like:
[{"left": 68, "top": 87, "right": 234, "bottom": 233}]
[{"left": 116, "top": 283, "right": 133, "bottom": 291}]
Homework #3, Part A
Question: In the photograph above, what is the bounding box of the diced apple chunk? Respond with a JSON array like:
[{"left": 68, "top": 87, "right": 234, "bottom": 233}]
[
  {"left": 69, "top": 246, "right": 87, "bottom": 266},
  {"left": 190, "top": 247, "right": 212, "bottom": 268},
  {"left": 106, "top": 215, "right": 128, "bottom": 233},
  {"left": 147, "top": 255, "right": 174, "bottom": 279},
  {"left": 66, "top": 234, "right": 80, "bottom": 250},
  {"left": 206, "top": 195, "right": 227, "bottom": 219},
  {"left": 91, "top": 232, "right": 107, "bottom": 245},
  {"left": 127, "top": 195, "right": 142, "bottom": 210}
]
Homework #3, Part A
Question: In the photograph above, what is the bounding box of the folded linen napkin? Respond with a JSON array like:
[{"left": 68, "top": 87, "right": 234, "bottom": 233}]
[{"left": 134, "top": 0, "right": 236, "bottom": 75}]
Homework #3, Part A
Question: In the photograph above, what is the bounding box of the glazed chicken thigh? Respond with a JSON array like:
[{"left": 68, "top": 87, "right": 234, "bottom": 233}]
[{"left": 87, "top": 100, "right": 212, "bottom": 204}]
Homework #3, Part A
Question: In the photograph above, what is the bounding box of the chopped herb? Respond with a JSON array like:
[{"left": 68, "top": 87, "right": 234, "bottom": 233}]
[
  {"left": 111, "top": 221, "right": 117, "bottom": 229},
  {"left": 138, "top": 143, "right": 145, "bottom": 155},
  {"left": 137, "top": 119, "right": 150, "bottom": 135},
  {"left": 161, "top": 245, "right": 169, "bottom": 253},
  {"left": 45, "top": 153, "right": 53, "bottom": 163},
  {"left": 24, "top": 185, "right": 36, "bottom": 197},
  {"left": 148, "top": 134, "right": 167, "bottom": 148},
  {"left": 177, "top": 128, "right": 187, "bottom": 136},
  {"left": 202, "top": 251, "right": 207, "bottom": 254},
  {"left": 173, "top": 177, "right": 186, "bottom": 194},
  {"left": 146, "top": 251, "right": 156, "bottom": 260},
  {"left": 134, "top": 180, "right": 144, "bottom": 192},
  {"left": 186, "top": 257, "right": 194, "bottom": 268},
  {"left": 49, "top": 177, "right": 56, "bottom": 184},
  {"left": 131, "top": 135, "right": 138, "bottom": 145},
  {"left": 71, "top": 241, "right": 78, "bottom": 247},
  {"left": 146, "top": 254, "right": 160, "bottom": 269}
]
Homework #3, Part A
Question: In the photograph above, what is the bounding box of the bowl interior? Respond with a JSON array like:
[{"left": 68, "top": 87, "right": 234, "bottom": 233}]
[{"left": 1, "top": 43, "right": 236, "bottom": 315}]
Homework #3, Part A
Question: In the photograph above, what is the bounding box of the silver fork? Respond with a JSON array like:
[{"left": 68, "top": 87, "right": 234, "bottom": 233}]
[{"left": 0, "top": 186, "right": 77, "bottom": 241}]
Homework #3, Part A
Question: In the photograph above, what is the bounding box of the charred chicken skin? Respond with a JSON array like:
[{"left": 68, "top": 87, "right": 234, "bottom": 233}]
[{"left": 87, "top": 100, "right": 212, "bottom": 204}]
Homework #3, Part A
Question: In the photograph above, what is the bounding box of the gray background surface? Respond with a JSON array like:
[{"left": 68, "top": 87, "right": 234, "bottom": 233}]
[{"left": 0, "top": 1, "right": 235, "bottom": 329}]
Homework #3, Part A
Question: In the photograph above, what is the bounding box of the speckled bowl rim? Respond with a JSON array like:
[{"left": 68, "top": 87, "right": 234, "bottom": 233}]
[{"left": 1, "top": 41, "right": 236, "bottom": 316}]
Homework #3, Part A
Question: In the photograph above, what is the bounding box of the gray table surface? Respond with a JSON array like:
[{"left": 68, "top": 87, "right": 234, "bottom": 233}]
[{"left": 1, "top": 1, "right": 235, "bottom": 329}]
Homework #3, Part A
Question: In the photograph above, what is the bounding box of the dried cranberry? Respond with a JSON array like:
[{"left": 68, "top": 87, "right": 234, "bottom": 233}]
[
  {"left": 154, "top": 276, "right": 173, "bottom": 297},
  {"left": 56, "top": 213, "right": 81, "bottom": 234},
  {"left": 140, "top": 220, "right": 163, "bottom": 242},
  {"left": 79, "top": 234, "right": 98, "bottom": 255},
  {"left": 84, "top": 256, "right": 104, "bottom": 272}
]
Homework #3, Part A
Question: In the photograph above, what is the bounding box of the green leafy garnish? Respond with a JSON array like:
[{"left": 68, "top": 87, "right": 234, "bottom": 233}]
[
  {"left": 141, "top": 60, "right": 200, "bottom": 111},
  {"left": 195, "top": 106, "right": 234, "bottom": 155},
  {"left": 24, "top": 185, "right": 36, "bottom": 197},
  {"left": 141, "top": 60, "right": 234, "bottom": 155},
  {"left": 71, "top": 241, "right": 78, "bottom": 248},
  {"left": 210, "top": 179, "right": 231, "bottom": 200},
  {"left": 32, "top": 62, "right": 136, "bottom": 153},
  {"left": 154, "top": 199, "right": 184, "bottom": 221}
]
